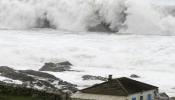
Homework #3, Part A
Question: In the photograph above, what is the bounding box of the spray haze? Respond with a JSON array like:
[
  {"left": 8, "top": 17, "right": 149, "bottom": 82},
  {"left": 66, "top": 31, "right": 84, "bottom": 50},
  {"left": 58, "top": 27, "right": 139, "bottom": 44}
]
[{"left": 0, "top": 0, "right": 175, "bottom": 34}]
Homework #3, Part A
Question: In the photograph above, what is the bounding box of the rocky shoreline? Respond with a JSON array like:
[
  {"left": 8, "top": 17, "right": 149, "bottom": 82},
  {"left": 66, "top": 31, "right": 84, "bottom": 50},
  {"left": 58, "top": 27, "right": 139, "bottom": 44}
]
[
  {"left": 0, "top": 61, "right": 78, "bottom": 93},
  {"left": 0, "top": 61, "right": 174, "bottom": 98}
]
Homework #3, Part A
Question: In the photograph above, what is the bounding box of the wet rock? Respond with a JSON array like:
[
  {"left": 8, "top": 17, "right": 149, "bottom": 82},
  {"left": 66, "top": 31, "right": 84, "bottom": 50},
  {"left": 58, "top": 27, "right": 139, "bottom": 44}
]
[
  {"left": 0, "top": 66, "right": 14, "bottom": 73},
  {"left": 0, "top": 66, "right": 35, "bottom": 82},
  {"left": 130, "top": 74, "right": 140, "bottom": 78},
  {"left": 39, "top": 61, "right": 72, "bottom": 72},
  {"left": 88, "top": 23, "right": 114, "bottom": 33},
  {"left": 19, "top": 70, "right": 59, "bottom": 80},
  {"left": 58, "top": 80, "right": 78, "bottom": 92},
  {"left": 58, "top": 61, "right": 72, "bottom": 66},
  {"left": 82, "top": 75, "right": 107, "bottom": 81},
  {"left": 36, "top": 12, "right": 56, "bottom": 29},
  {"left": 0, "top": 66, "right": 77, "bottom": 92}
]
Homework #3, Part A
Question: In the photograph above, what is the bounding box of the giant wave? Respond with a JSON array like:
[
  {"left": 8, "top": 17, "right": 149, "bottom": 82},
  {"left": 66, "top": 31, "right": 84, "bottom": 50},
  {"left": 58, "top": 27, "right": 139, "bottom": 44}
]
[{"left": 0, "top": 0, "right": 175, "bottom": 34}]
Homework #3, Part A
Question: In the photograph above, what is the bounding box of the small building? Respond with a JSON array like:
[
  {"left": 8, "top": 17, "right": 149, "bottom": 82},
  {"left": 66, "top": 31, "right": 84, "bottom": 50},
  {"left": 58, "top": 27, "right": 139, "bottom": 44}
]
[
  {"left": 71, "top": 76, "right": 159, "bottom": 100},
  {"left": 157, "top": 93, "right": 169, "bottom": 100}
]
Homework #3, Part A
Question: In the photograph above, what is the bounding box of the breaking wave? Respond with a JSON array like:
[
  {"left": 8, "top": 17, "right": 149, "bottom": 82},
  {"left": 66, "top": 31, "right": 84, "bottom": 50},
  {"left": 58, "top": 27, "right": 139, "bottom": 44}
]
[{"left": 0, "top": 0, "right": 175, "bottom": 34}]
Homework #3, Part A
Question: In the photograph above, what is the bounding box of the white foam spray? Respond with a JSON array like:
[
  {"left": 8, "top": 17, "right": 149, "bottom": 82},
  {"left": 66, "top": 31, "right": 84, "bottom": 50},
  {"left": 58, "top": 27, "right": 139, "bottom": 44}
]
[
  {"left": 0, "top": 0, "right": 175, "bottom": 34},
  {"left": 120, "top": 0, "right": 175, "bottom": 35}
]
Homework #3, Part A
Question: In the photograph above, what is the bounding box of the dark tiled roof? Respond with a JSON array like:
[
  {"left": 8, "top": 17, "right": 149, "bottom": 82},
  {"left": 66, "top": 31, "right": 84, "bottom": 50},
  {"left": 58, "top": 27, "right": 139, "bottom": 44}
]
[
  {"left": 81, "top": 77, "right": 158, "bottom": 96},
  {"left": 159, "top": 93, "right": 169, "bottom": 98}
]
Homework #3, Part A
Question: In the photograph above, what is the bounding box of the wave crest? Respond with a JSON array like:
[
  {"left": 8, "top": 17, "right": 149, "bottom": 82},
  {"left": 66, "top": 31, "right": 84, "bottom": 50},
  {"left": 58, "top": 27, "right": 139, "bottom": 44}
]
[{"left": 0, "top": 0, "right": 175, "bottom": 34}]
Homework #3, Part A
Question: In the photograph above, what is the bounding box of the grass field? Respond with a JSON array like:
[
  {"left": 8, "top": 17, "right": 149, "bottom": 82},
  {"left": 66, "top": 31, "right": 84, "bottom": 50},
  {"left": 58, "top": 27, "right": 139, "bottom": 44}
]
[
  {"left": 0, "top": 95, "right": 33, "bottom": 100},
  {"left": 0, "top": 95, "right": 47, "bottom": 100}
]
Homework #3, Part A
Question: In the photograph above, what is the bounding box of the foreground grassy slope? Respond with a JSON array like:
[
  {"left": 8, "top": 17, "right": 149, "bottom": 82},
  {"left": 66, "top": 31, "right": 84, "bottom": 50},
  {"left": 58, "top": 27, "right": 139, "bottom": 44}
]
[{"left": 0, "top": 95, "right": 32, "bottom": 100}]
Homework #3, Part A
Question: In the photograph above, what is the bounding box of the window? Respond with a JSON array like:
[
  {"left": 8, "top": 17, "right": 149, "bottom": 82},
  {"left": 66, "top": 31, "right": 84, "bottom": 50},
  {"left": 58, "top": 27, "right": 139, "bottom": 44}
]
[
  {"left": 72, "top": 98, "right": 95, "bottom": 100},
  {"left": 140, "top": 96, "right": 143, "bottom": 100},
  {"left": 147, "top": 94, "right": 152, "bottom": 100},
  {"left": 132, "top": 97, "right": 137, "bottom": 100}
]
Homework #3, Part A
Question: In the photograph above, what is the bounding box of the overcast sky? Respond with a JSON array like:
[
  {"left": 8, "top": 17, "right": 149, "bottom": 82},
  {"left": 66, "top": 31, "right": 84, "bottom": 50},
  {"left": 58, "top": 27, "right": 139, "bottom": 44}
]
[{"left": 151, "top": 0, "right": 175, "bottom": 5}]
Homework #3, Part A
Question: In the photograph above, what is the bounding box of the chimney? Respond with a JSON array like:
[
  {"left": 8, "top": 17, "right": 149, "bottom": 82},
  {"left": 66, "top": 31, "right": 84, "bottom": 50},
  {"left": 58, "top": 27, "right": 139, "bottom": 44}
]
[{"left": 108, "top": 75, "right": 112, "bottom": 81}]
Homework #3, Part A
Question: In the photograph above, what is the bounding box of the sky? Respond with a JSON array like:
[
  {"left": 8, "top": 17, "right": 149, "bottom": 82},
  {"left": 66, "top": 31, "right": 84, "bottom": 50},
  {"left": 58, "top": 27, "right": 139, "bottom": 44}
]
[{"left": 151, "top": 0, "right": 175, "bottom": 5}]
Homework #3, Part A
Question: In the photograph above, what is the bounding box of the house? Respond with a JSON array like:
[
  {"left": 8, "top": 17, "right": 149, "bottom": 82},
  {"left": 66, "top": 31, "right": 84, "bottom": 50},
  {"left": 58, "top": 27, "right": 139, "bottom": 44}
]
[
  {"left": 71, "top": 76, "right": 159, "bottom": 100},
  {"left": 157, "top": 93, "right": 169, "bottom": 100}
]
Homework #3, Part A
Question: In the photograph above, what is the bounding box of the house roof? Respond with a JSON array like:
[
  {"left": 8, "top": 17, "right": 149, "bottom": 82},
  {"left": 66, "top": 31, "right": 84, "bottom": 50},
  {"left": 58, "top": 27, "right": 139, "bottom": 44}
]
[
  {"left": 159, "top": 93, "right": 169, "bottom": 98},
  {"left": 81, "top": 77, "right": 158, "bottom": 96}
]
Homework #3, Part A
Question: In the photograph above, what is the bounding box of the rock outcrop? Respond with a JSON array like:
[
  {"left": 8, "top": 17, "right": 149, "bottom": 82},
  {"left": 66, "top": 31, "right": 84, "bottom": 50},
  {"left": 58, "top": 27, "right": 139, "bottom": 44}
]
[
  {"left": 82, "top": 75, "right": 107, "bottom": 81},
  {"left": 88, "top": 23, "right": 114, "bottom": 33},
  {"left": 19, "top": 70, "right": 59, "bottom": 80},
  {"left": 0, "top": 66, "right": 35, "bottom": 82},
  {"left": 0, "top": 66, "right": 77, "bottom": 93},
  {"left": 130, "top": 74, "right": 140, "bottom": 78},
  {"left": 39, "top": 61, "right": 72, "bottom": 72}
]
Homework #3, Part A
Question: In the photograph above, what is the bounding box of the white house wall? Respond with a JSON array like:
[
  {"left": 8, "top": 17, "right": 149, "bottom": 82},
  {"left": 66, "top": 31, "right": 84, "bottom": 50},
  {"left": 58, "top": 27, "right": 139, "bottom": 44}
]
[
  {"left": 71, "top": 92, "right": 126, "bottom": 100},
  {"left": 127, "top": 90, "right": 157, "bottom": 100}
]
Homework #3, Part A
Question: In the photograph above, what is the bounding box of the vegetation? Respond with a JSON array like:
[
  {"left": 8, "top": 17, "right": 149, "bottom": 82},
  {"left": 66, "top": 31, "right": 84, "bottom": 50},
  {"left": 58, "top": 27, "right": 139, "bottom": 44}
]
[
  {"left": 0, "top": 95, "right": 32, "bottom": 100},
  {"left": 0, "top": 95, "right": 61, "bottom": 100},
  {"left": 0, "top": 82, "right": 62, "bottom": 100}
]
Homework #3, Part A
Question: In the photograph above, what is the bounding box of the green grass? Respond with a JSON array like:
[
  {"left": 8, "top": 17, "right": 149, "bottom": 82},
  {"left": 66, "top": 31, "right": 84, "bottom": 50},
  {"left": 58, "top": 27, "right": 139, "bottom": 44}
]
[
  {"left": 0, "top": 95, "right": 33, "bottom": 100},
  {"left": 0, "top": 95, "right": 47, "bottom": 100},
  {"left": 6, "top": 96, "right": 32, "bottom": 100}
]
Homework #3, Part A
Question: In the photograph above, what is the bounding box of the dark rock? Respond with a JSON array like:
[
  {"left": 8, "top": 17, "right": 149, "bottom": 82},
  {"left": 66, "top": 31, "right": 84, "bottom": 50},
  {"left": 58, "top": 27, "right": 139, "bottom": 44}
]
[
  {"left": 35, "top": 81, "right": 44, "bottom": 87},
  {"left": 0, "top": 66, "right": 15, "bottom": 73},
  {"left": 36, "top": 12, "right": 56, "bottom": 29},
  {"left": 19, "top": 70, "right": 59, "bottom": 80},
  {"left": 0, "top": 66, "right": 77, "bottom": 93},
  {"left": 82, "top": 75, "right": 107, "bottom": 81},
  {"left": 88, "top": 23, "right": 114, "bottom": 33},
  {"left": 58, "top": 80, "right": 78, "bottom": 92},
  {"left": 35, "top": 80, "right": 56, "bottom": 89},
  {"left": 39, "top": 61, "right": 72, "bottom": 72},
  {"left": 130, "top": 74, "right": 141, "bottom": 78},
  {"left": 0, "top": 66, "right": 35, "bottom": 82},
  {"left": 58, "top": 80, "right": 77, "bottom": 87},
  {"left": 58, "top": 61, "right": 72, "bottom": 66}
]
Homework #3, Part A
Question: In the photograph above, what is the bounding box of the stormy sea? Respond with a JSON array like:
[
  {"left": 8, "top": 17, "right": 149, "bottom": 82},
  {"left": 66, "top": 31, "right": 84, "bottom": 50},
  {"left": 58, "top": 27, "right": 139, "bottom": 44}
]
[{"left": 0, "top": 0, "right": 175, "bottom": 97}]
